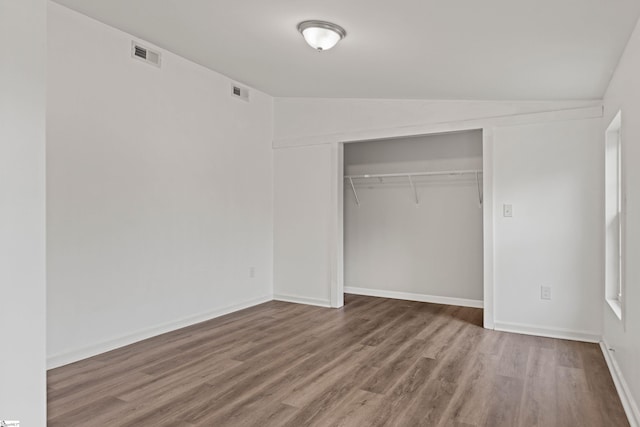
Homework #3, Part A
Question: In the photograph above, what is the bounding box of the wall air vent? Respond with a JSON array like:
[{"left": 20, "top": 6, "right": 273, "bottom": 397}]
[
  {"left": 131, "top": 41, "right": 161, "bottom": 67},
  {"left": 231, "top": 83, "right": 250, "bottom": 102}
]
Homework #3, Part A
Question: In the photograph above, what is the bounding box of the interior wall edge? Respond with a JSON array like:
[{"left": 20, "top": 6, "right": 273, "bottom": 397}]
[
  {"left": 482, "top": 128, "right": 495, "bottom": 330},
  {"left": 47, "top": 294, "right": 273, "bottom": 370},
  {"left": 600, "top": 340, "right": 640, "bottom": 427},
  {"left": 493, "top": 321, "right": 601, "bottom": 343},
  {"left": 344, "top": 287, "right": 483, "bottom": 308},
  {"left": 0, "top": 0, "right": 47, "bottom": 423}
]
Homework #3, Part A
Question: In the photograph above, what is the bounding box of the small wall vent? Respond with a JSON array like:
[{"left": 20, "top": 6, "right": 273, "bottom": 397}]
[
  {"left": 231, "top": 84, "right": 250, "bottom": 102},
  {"left": 131, "top": 41, "right": 161, "bottom": 67}
]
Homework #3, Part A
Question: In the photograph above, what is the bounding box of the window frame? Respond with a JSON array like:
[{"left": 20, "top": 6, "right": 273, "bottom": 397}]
[{"left": 605, "top": 110, "right": 624, "bottom": 321}]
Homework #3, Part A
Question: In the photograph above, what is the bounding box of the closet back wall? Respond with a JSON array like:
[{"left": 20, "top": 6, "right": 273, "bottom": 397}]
[{"left": 344, "top": 131, "right": 483, "bottom": 305}]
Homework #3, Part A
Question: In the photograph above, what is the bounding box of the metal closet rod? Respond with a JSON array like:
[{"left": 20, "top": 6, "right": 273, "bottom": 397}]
[
  {"left": 344, "top": 169, "right": 483, "bottom": 207},
  {"left": 344, "top": 169, "right": 482, "bottom": 180}
]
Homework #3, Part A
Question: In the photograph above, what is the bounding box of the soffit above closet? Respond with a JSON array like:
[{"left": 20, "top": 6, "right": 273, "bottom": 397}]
[{"left": 52, "top": 0, "right": 640, "bottom": 100}]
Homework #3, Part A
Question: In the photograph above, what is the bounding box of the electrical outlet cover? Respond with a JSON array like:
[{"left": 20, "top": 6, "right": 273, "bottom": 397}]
[{"left": 541, "top": 286, "right": 551, "bottom": 300}]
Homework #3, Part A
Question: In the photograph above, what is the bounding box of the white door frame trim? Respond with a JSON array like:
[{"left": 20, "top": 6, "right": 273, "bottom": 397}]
[{"left": 333, "top": 125, "right": 494, "bottom": 329}]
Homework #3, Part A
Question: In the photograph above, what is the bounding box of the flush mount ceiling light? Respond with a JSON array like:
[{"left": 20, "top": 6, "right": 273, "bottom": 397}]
[{"left": 297, "top": 20, "right": 346, "bottom": 51}]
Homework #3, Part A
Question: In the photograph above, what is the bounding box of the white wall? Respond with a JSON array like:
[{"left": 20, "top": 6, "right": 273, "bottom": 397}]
[
  {"left": 273, "top": 143, "right": 343, "bottom": 307},
  {"left": 344, "top": 131, "right": 483, "bottom": 304},
  {"left": 273, "top": 98, "right": 604, "bottom": 338},
  {"left": 47, "top": 3, "right": 274, "bottom": 367},
  {"left": 602, "top": 15, "right": 640, "bottom": 426},
  {"left": 0, "top": 0, "right": 47, "bottom": 424},
  {"left": 274, "top": 98, "right": 601, "bottom": 146},
  {"left": 492, "top": 119, "right": 604, "bottom": 341}
]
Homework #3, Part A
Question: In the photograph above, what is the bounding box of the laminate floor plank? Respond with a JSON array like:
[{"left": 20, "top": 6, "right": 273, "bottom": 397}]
[
  {"left": 179, "top": 351, "right": 318, "bottom": 424},
  {"left": 581, "top": 345, "right": 631, "bottom": 427},
  {"left": 414, "top": 304, "right": 460, "bottom": 338},
  {"left": 436, "top": 317, "right": 485, "bottom": 382},
  {"left": 200, "top": 346, "right": 376, "bottom": 426},
  {"left": 281, "top": 362, "right": 378, "bottom": 427},
  {"left": 47, "top": 358, "right": 107, "bottom": 388},
  {"left": 475, "top": 328, "right": 508, "bottom": 357},
  {"left": 360, "top": 309, "right": 416, "bottom": 347},
  {"left": 421, "top": 306, "right": 470, "bottom": 359},
  {"left": 556, "top": 365, "right": 611, "bottom": 427},
  {"left": 116, "top": 358, "right": 243, "bottom": 404},
  {"left": 435, "top": 352, "right": 499, "bottom": 427},
  {"left": 48, "top": 396, "right": 128, "bottom": 427},
  {"left": 138, "top": 340, "right": 253, "bottom": 376},
  {"left": 238, "top": 402, "right": 299, "bottom": 427},
  {"left": 280, "top": 344, "right": 377, "bottom": 409},
  {"left": 482, "top": 374, "right": 525, "bottom": 427},
  {"left": 342, "top": 295, "right": 388, "bottom": 318},
  {"left": 556, "top": 339, "right": 586, "bottom": 369},
  {"left": 497, "top": 333, "right": 532, "bottom": 379},
  {"left": 366, "top": 313, "right": 436, "bottom": 368},
  {"left": 54, "top": 311, "right": 283, "bottom": 390},
  {"left": 392, "top": 317, "right": 485, "bottom": 426},
  {"left": 116, "top": 383, "right": 219, "bottom": 426},
  {"left": 361, "top": 338, "right": 427, "bottom": 394},
  {"left": 48, "top": 295, "right": 630, "bottom": 426},
  {"left": 91, "top": 305, "right": 281, "bottom": 363},
  {"left": 367, "top": 356, "right": 439, "bottom": 426},
  {"left": 400, "top": 377, "right": 458, "bottom": 426},
  {"left": 516, "top": 346, "right": 558, "bottom": 427},
  {"left": 47, "top": 371, "right": 154, "bottom": 419},
  {"left": 313, "top": 389, "right": 385, "bottom": 427}
]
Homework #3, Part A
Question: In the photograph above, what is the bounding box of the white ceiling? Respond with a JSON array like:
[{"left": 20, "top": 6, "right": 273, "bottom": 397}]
[{"left": 52, "top": 0, "right": 640, "bottom": 100}]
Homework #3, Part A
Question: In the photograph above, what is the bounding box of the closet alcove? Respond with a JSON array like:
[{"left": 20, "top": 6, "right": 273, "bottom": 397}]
[{"left": 343, "top": 129, "right": 484, "bottom": 307}]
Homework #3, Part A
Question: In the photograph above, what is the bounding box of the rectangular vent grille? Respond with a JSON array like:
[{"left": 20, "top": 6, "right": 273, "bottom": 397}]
[
  {"left": 134, "top": 45, "right": 147, "bottom": 60},
  {"left": 131, "top": 41, "right": 161, "bottom": 67},
  {"left": 231, "top": 84, "right": 249, "bottom": 102}
]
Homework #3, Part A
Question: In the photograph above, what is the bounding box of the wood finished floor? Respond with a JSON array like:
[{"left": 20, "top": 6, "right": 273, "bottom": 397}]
[{"left": 48, "top": 294, "right": 629, "bottom": 426}]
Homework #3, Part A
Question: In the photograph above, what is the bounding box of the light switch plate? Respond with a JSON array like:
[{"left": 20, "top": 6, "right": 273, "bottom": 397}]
[{"left": 503, "top": 204, "right": 513, "bottom": 217}]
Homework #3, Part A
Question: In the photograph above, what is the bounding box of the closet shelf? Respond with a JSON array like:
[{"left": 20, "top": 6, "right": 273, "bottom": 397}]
[
  {"left": 344, "top": 169, "right": 482, "bottom": 180},
  {"left": 344, "top": 169, "right": 483, "bottom": 207}
]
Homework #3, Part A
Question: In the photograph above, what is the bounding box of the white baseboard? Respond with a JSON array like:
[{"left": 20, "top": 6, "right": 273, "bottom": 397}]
[
  {"left": 47, "top": 294, "right": 273, "bottom": 370},
  {"left": 273, "top": 293, "right": 332, "bottom": 308},
  {"left": 601, "top": 340, "right": 640, "bottom": 427},
  {"left": 344, "top": 286, "right": 483, "bottom": 308},
  {"left": 493, "top": 321, "right": 601, "bottom": 343}
]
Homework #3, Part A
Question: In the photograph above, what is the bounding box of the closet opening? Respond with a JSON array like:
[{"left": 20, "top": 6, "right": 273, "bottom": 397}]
[{"left": 342, "top": 129, "right": 484, "bottom": 312}]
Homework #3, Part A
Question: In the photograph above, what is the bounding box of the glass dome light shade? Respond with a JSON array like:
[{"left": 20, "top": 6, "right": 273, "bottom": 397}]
[{"left": 297, "top": 20, "right": 346, "bottom": 51}]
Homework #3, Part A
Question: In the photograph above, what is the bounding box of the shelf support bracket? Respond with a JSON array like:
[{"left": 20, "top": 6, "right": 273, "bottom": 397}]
[
  {"left": 349, "top": 177, "right": 360, "bottom": 206},
  {"left": 408, "top": 175, "right": 419, "bottom": 205}
]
